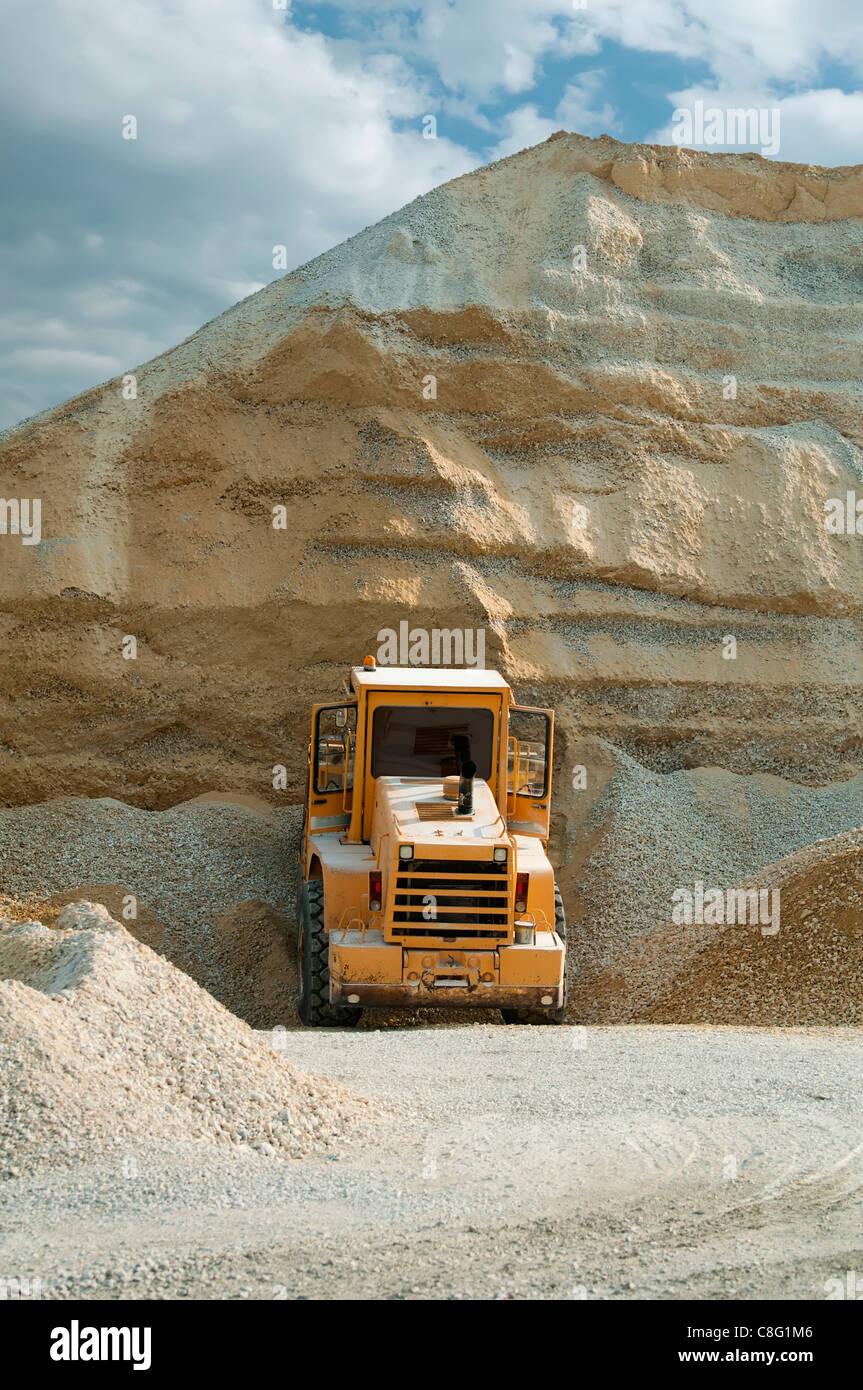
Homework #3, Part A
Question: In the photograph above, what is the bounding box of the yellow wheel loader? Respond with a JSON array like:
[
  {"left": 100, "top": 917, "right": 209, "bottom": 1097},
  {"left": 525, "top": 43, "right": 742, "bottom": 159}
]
[{"left": 296, "top": 659, "right": 566, "bottom": 1026}]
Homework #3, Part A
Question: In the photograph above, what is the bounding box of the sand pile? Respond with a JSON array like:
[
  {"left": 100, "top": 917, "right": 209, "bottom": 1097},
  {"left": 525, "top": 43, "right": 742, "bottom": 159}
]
[
  {"left": 574, "top": 828, "right": 863, "bottom": 1025},
  {"left": 0, "top": 901, "right": 373, "bottom": 1176},
  {"left": 0, "top": 130, "right": 861, "bottom": 811}
]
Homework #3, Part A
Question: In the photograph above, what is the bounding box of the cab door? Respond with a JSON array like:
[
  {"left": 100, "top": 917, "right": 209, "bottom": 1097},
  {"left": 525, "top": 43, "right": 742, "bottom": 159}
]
[
  {"left": 506, "top": 705, "right": 553, "bottom": 839},
  {"left": 307, "top": 702, "right": 357, "bottom": 838}
]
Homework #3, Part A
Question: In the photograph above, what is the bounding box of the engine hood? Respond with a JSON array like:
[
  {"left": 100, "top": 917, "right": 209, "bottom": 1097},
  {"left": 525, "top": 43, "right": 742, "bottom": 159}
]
[{"left": 370, "top": 776, "right": 508, "bottom": 855}]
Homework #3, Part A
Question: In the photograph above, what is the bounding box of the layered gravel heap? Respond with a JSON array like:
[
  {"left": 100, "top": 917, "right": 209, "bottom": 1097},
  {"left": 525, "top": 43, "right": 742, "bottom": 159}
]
[
  {"left": 565, "top": 750, "right": 863, "bottom": 976},
  {"left": 574, "top": 828, "right": 863, "bottom": 1025}
]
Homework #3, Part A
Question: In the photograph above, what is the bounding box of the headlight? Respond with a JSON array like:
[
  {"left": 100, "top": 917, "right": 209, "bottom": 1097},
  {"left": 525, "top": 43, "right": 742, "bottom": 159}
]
[
  {"left": 493, "top": 846, "right": 508, "bottom": 862},
  {"left": 399, "top": 844, "right": 414, "bottom": 860}
]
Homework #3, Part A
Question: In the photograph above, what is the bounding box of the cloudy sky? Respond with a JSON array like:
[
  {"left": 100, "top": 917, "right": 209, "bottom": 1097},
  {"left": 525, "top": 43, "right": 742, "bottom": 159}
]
[{"left": 1, "top": 0, "right": 860, "bottom": 430}]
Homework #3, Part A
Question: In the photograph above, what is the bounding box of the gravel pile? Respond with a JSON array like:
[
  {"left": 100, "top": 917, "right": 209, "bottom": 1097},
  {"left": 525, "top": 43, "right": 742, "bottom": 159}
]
[
  {"left": 0, "top": 796, "right": 303, "bottom": 1025},
  {"left": 574, "top": 827, "right": 863, "bottom": 1025},
  {"left": 565, "top": 749, "right": 863, "bottom": 976},
  {"left": 645, "top": 831, "right": 863, "bottom": 1025},
  {"left": 563, "top": 750, "right": 863, "bottom": 1022},
  {"left": 0, "top": 902, "right": 374, "bottom": 1176},
  {"left": 2, "top": 775, "right": 861, "bottom": 1033}
]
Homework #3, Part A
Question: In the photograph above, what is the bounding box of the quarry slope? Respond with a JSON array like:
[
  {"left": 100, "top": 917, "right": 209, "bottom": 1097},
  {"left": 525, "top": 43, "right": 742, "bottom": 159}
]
[{"left": 0, "top": 130, "right": 861, "bottom": 818}]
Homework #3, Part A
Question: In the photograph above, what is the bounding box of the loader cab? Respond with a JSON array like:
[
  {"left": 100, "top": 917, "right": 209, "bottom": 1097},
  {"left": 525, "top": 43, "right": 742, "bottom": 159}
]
[
  {"left": 360, "top": 687, "right": 504, "bottom": 840},
  {"left": 306, "top": 664, "right": 553, "bottom": 846}
]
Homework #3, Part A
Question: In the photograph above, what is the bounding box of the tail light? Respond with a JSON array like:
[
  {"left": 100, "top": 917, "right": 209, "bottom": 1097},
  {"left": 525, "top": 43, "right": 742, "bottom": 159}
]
[
  {"left": 515, "top": 872, "right": 529, "bottom": 913},
  {"left": 369, "top": 870, "right": 382, "bottom": 912}
]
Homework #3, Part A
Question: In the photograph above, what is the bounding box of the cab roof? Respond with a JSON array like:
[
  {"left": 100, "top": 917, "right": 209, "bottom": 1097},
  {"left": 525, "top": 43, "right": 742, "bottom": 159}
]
[{"left": 350, "top": 665, "right": 511, "bottom": 693}]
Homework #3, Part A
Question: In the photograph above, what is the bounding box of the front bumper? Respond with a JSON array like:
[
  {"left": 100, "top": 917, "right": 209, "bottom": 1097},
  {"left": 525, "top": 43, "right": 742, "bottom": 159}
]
[
  {"left": 329, "top": 981, "right": 564, "bottom": 1010},
  {"left": 329, "top": 929, "right": 564, "bottom": 1011}
]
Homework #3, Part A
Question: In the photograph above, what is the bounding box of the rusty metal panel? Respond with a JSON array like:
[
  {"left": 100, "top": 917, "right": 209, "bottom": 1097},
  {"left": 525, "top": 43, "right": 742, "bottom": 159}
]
[
  {"left": 498, "top": 939, "right": 564, "bottom": 988},
  {"left": 330, "top": 932, "right": 402, "bottom": 987}
]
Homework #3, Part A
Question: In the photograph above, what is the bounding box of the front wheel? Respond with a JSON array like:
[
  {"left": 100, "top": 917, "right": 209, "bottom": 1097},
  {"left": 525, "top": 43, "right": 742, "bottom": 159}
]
[
  {"left": 501, "top": 881, "right": 567, "bottom": 1025},
  {"left": 297, "top": 877, "right": 362, "bottom": 1028}
]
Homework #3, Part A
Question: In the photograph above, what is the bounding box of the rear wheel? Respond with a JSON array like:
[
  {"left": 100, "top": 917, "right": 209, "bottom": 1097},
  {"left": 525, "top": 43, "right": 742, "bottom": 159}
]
[
  {"left": 297, "top": 878, "right": 362, "bottom": 1028},
  {"left": 501, "top": 882, "right": 567, "bottom": 1025}
]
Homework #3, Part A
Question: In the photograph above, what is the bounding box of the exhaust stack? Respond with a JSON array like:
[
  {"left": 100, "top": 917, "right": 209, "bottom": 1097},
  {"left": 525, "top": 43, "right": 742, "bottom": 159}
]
[{"left": 456, "top": 759, "right": 476, "bottom": 816}]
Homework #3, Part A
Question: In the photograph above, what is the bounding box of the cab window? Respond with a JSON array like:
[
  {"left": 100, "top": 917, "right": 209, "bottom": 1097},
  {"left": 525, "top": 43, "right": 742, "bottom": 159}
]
[{"left": 371, "top": 705, "right": 494, "bottom": 780}]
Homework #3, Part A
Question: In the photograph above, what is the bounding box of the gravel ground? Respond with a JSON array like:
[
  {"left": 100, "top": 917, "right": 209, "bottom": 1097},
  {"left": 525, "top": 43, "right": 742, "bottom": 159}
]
[
  {"left": 574, "top": 827, "right": 863, "bottom": 1025},
  {"left": 1, "top": 793, "right": 861, "bottom": 1301},
  {"left": 1, "top": 1025, "right": 861, "bottom": 1301}
]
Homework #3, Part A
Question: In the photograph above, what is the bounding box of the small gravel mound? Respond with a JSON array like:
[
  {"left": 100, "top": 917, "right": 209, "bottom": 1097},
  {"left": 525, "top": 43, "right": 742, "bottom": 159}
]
[
  {"left": 564, "top": 748, "right": 863, "bottom": 980},
  {"left": 577, "top": 829, "right": 863, "bottom": 1025},
  {"left": 0, "top": 797, "right": 303, "bottom": 1026},
  {"left": 0, "top": 902, "right": 374, "bottom": 1176}
]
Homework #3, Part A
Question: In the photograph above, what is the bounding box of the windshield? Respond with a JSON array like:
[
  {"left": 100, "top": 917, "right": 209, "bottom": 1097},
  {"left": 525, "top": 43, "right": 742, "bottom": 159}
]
[{"left": 370, "top": 705, "right": 495, "bottom": 780}]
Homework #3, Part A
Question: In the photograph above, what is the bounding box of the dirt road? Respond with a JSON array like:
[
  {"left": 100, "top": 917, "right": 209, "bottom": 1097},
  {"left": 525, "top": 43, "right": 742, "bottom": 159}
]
[{"left": 2, "top": 1025, "right": 861, "bottom": 1300}]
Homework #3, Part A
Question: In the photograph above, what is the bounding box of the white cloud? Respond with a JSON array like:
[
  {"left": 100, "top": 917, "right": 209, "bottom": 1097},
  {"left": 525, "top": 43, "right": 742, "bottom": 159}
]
[
  {"left": 342, "top": 0, "right": 567, "bottom": 96},
  {"left": 489, "top": 104, "right": 559, "bottom": 161},
  {"left": 557, "top": 70, "right": 621, "bottom": 136},
  {"left": 502, "top": 41, "right": 538, "bottom": 94},
  {"left": 0, "top": 0, "right": 476, "bottom": 427},
  {"left": 651, "top": 84, "right": 863, "bottom": 165},
  {"left": 337, "top": 0, "right": 863, "bottom": 94}
]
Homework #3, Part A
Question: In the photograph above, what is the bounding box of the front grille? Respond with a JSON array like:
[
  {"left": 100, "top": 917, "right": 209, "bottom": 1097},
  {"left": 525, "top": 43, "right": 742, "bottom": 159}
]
[
  {"left": 391, "top": 925, "right": 506, "bottom": 939},
  {"left": 392, "top": 857, "right": 510, "bottom": 936},
  {"left": 402, "top": 859, "right": 506, "bottom": 875}
]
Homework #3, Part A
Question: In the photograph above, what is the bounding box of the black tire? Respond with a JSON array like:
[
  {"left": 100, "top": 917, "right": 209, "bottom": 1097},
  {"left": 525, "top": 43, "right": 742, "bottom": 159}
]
[
  {"left": 297, "top": 878, "right": 362, "bottom": 1028},
  {"left": 500, "top": 881, "right": 567, "bottom": 1025},
  {"left": 554, "top": 881, "right": 567, "bottom": 947},
  {"left": 294, "top": 865, "right": 304, "bottom": 953}
]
